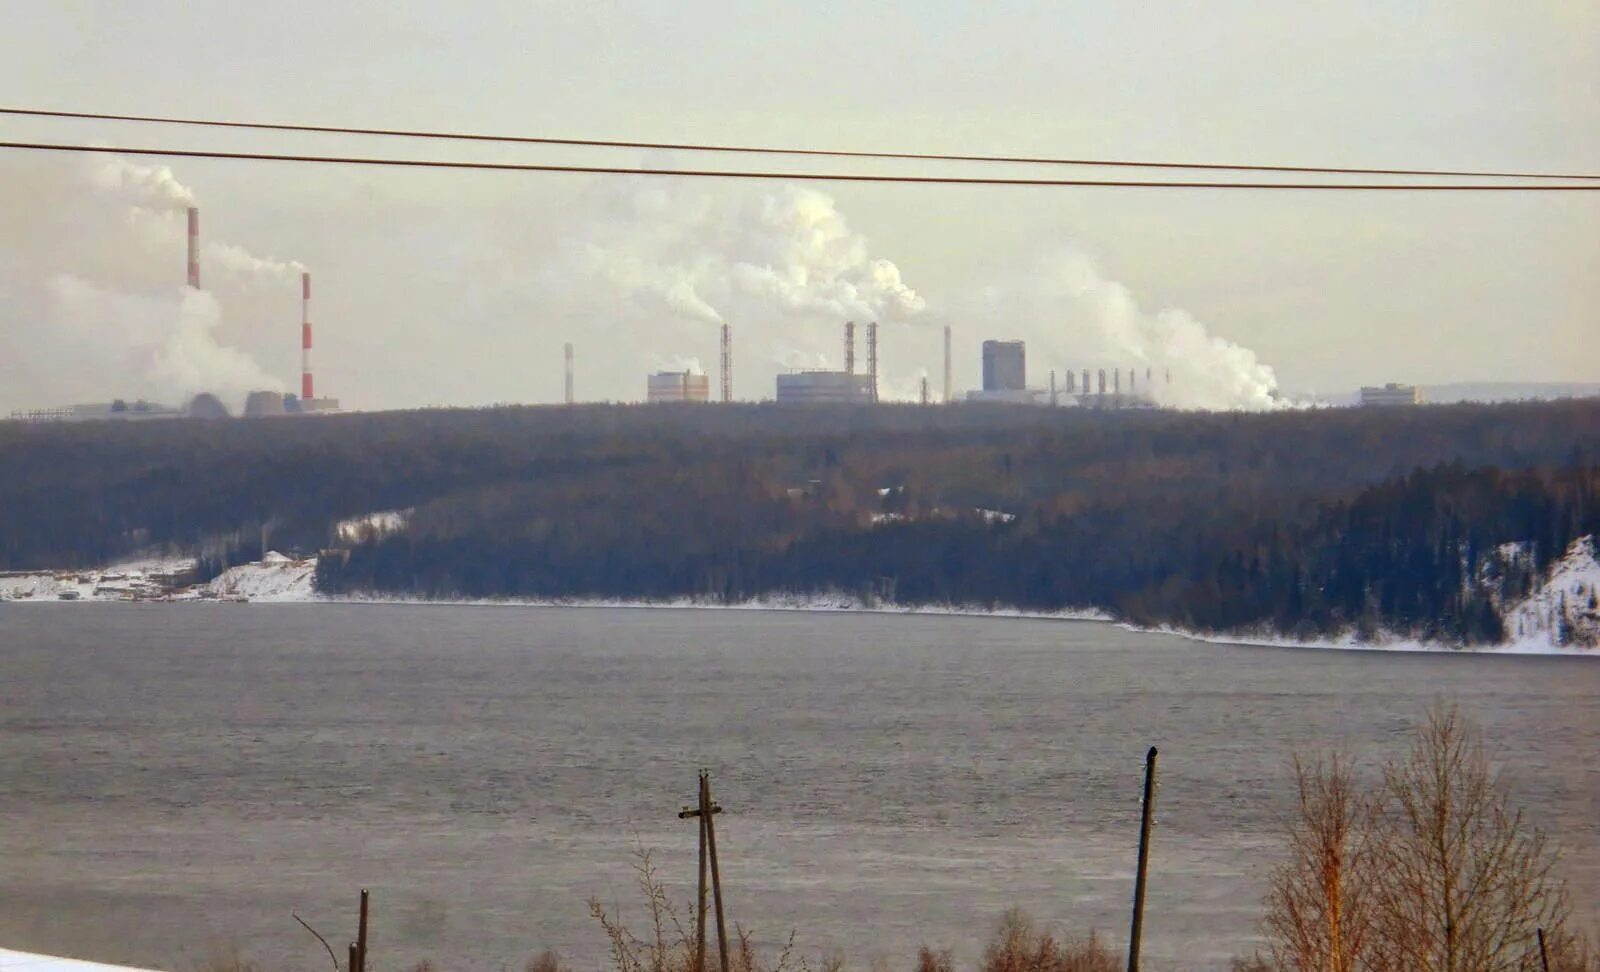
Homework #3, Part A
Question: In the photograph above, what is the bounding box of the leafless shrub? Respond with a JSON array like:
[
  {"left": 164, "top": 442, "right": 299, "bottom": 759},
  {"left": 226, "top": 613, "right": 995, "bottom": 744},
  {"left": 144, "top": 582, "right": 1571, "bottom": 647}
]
[
  {"left": 979, "top": 909, "right": 1118, "bottom": 972},
  {"left": 915, "top": 946, "right": 954, "bottom": 972},
  {"left": 528, "top": 949, "right": 567, "bottom": 972},
  {"left": 1260, "top": 753, "right": 1375, "bottom": 972},
  {"left": 1365, "top": 704, "right": 1573, "bottom": 972},
  {"left": 1261, "top": 704, "right": 1585, "bottom": 972}
]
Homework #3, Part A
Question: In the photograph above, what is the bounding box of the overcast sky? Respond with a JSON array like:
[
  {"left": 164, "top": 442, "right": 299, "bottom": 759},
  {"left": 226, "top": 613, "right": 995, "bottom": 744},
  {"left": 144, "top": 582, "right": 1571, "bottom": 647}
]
[{"left": 0, "top": 0, "right": 1595, "bottom": 411}]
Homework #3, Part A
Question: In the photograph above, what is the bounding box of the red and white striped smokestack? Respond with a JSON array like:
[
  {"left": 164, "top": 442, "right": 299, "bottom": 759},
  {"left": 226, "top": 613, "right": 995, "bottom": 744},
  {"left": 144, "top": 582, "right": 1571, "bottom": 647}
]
[
  {"left": 186, "top": 207, "right": 200, "bottom": 289},
  {"left": 301, "top": 272, "right": 314, "bottom": 401}
]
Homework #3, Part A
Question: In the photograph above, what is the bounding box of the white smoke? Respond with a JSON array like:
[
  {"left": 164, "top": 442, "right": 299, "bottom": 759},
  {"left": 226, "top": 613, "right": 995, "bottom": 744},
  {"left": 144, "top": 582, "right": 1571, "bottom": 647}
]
[
  {"left": 561, "top": 180, "right": 925, "bottom": 374},
  {"left": 45, "top": 277, "right": 282, "bottom": 404},
  {"left": 953, "top": 248, "right": 1283, "bottom": 410},
  {"left": 204, "top": 242, "right": 306, "bottom": 284},
  {"left": 0, "top": 154, "right": 293, "bottom": 413},
  {"left": 84, "top": 156, "right": 196, "bottom": 211}
]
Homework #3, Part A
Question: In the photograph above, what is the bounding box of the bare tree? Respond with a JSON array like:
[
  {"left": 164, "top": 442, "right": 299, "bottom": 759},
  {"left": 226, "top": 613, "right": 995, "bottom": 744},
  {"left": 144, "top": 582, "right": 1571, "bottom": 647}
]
[
  {"left": 1366, "top": 704, "right": 1572, "bottom": 972},
  {"left": 1260, "top": 753, "right": 1375, "bottom": 972}
]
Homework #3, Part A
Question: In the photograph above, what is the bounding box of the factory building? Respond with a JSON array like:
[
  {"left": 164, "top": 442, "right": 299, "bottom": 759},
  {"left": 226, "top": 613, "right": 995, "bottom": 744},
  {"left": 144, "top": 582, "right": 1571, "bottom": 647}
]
[
  {"left": 982, "top": 340, "right": 1027, "bottom": 392},
  {"left": 776, "top": 371, "right": 873, "bottom": 404},
  {"left": 1360, "top": 383, "right": 1422, "bottom": 406},
  {"left": 647, "top": 370, "right": 711, "bottom": 403}
]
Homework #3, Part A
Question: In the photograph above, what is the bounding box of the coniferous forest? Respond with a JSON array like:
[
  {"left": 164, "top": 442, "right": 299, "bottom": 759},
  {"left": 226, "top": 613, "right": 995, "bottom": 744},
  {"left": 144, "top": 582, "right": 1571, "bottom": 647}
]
[{"left": 2, "top": 400, "right": 1597, "bottom": 645}]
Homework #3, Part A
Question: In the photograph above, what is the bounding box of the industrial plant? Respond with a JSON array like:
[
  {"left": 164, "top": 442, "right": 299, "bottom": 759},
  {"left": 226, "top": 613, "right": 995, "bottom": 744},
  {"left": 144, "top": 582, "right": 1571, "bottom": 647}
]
[
  {"left": 7, "top": 206, "right": 338, "bottom": 423},
  {"left": 647, "top": 370, "right": 711, "bottom": 403},
  {"left": 774, "top": 321, "right": 880, "bottom": 404}
]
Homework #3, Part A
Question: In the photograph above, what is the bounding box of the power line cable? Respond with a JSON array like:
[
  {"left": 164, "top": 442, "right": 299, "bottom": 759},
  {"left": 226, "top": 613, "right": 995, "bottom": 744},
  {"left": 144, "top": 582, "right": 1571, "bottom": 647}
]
[
  {"left": 3, "top": 140, "right": 1598, "bottom": 190},
  {"left": 3, "top": 105, "right": 1597, "bottom": 182}
]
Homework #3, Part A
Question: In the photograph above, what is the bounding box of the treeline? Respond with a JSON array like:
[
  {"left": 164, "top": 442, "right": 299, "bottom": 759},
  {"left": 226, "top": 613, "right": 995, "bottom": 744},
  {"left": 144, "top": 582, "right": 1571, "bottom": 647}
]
[{"left": 4, "top": 400, "right": 1599, "bottom": 643}]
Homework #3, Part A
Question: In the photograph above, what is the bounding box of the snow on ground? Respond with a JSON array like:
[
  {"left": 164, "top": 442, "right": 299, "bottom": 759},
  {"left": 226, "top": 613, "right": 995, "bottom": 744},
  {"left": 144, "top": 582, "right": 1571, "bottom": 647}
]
[
  {"left": 0, "top": 949, "right": 162, "bottom": 972},
  {"left": 1501, "top": 535, "right": 1600, "bottom": 651},
  {"left": 200, "top": 552, "right": 318, "bottom": 602},
  {"left": 0, "top": 555, "right": 195, "bottom": 602},
  {"left": 335, "top": 509, "right": 409, "bottom": 543}
]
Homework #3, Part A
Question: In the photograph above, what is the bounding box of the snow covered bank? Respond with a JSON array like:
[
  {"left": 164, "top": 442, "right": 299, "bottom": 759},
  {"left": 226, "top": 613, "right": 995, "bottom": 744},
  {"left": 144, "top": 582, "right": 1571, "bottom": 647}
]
[
  {"left": 5, "top": 539, "right": 1596, "bottom": 656},
  {"left": 0, "top": 556, "right": 195, "bottom": 603},
  {"left": 1501, "top": 536, "right": 1600, "bottom": 650},
  {"left": 0, "top": 949, "right": 163, "bottom": 972},
  {"left": 195, "top": 551, "right": 317, "bottom": 602}
]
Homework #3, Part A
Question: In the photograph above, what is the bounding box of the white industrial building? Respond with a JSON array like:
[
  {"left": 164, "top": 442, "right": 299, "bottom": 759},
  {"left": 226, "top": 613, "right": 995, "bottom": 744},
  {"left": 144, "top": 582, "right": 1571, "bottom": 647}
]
[
  {"left": 775, "top": 370, "right": 873, "bottom": 404},
  {"left": 647, "top": 370, "right": 711, "bottom": 403},
  {"left": 1360, "top": 383, "right": 1422, "bottom": 406}
]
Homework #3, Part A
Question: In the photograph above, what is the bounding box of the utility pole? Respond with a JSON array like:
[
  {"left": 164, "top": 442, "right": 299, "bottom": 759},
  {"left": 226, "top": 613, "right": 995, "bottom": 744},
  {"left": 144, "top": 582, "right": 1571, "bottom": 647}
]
[
  {"left": 679, "top": 771, "right": 729, "bottom": 972},
  {"left": 1127, "top": 747, "right": 1159, "bottom": 972}
]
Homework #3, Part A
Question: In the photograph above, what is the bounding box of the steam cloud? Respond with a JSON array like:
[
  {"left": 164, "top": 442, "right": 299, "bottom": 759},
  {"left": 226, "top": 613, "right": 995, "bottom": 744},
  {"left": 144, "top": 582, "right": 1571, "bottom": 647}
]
[
  {"left": 558, "top": 178, "right": 1280, "bottom": 409},
  {"left": 955, "top": 249, "right": 1283, "bottom": 410},
  {"left": 0, "top": 154, "right": 291, "bottom": 412}
]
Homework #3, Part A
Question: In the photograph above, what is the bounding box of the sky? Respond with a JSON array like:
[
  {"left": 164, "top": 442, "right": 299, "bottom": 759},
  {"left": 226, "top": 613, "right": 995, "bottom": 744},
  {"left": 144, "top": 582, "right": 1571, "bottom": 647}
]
[{"left": 0, "top": 0, "right": 1595, "bottom": 412}]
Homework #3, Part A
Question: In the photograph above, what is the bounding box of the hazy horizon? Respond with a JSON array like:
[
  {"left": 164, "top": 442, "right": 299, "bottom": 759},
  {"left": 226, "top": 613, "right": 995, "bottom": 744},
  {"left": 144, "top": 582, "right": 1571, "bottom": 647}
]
[{"left": 0, "top": 1, "right": 1595, "bottom": 413}]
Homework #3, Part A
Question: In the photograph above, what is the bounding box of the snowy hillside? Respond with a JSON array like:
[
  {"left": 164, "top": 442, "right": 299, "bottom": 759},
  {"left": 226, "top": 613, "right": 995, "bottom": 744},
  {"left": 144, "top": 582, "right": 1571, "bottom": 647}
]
[
  {"left": 199, "top": 551, "right": 318, "bottom": 602},
  {"left": 1501, "top": 536, "right": 1600, "bottom": 650}
]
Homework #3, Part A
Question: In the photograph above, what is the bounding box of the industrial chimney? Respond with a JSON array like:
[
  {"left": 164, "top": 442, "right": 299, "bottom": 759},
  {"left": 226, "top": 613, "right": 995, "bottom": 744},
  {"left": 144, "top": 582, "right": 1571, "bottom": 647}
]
[
  {"left": 866, "top": 321, "right": 880, "bottom": 403},
  {"left": 943, "top": 324, "right": 952, "bottom": 403},
  {"left": 186, "top": 207, "right": 200, "bottom": 289},
  {"left": 300, "top": 272, "right": 314, "bottom": 401},
  {"left": 720, "top": 323, "right": 732, "bottom": 402},
  {"left": 564, "top": 342, "right": 574, "bottom": 405},
  {"left": 845, "top": 321, "right": 856, "bottom": 375},
  {"left": 1097, "top": 369, "right": 1106, "bottom": 395}
]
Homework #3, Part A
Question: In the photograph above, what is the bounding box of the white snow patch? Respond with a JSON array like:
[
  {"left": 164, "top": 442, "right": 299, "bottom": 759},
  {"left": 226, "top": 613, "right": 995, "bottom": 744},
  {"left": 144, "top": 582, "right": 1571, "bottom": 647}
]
[
  {"left": 202, "top": 555, "right": 318, "bottom": 602},
  {"left": 1501, "top": 536, "right": 1600, "bottom": 651},
  {"left": 335, "top": 509, "right": 409, "bottom": 543},
  {"left": 0, "top": 949, "right": 163, "bottom": 972},
  {"left": 976, "top": 508, "right": 1018, "bottom": 524},
  {"left": 0, "top": 555, "right": 195, "bottom": 602}
]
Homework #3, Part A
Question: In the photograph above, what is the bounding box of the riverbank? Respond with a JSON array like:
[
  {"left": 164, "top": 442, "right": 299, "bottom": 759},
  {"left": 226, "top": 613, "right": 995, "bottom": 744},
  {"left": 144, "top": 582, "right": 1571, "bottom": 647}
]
[{"left": 3, "top": 551, "right": 1593, "bottom": 655}]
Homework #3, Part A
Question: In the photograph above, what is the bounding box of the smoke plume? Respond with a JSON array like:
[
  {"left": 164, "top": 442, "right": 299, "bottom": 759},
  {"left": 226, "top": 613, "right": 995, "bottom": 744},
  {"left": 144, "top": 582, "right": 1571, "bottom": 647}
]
[
  {"left": 0, "top": 154, "right": 290, "bottom": 412},
  {"left": 953, "top": 248, "right": 1283, "bottom": 410}
]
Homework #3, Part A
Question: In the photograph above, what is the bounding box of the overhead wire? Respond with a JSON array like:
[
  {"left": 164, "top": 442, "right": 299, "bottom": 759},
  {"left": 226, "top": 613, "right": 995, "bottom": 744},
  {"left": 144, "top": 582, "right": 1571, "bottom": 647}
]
[
  {"left": 2, "top": 105, "right": 1597, "bottom": 182},
  {"left": 1, "top": 140, "right": 1597, "bottom": 190}
]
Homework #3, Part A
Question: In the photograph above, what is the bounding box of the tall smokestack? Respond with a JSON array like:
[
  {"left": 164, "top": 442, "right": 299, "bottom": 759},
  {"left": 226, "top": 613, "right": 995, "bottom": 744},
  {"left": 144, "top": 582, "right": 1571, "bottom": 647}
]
[
  {"left": 1114, "top": 369, "right": 1121, "bottom": 394},
  {"left": 186, "top": 207, "right": 200, "bottom": 289},
  {"left": 920, "top": 375, "right": 929, "bottom": 406},
  {"left": 720, "top": 323, "right": 732, "bottom": 402},
  {"left": 300, "top": 272, "right": 313, "bottom": 401},
  {"left": 1129, "top": 368, "right": 1136, "bottom": 394},
  {"left": 1083, "top": 369, "right": 1091, "bottom": 396},
  {"left": 1050, "top": 369, "right": 1057, "bottom": 407},
  {"left": 1067, "top": 370, "right": 1076, "bottom": 394},
  {"left": 1097, "top": 369, "right": 1106, "bottom": 395},
  {"left": 564, "top": 342, "right": 574, "bottom": 405},
  {"left": 866, "top": 321, "right": 879, "bottom": 404},
  {"left": 845, "top": 321, "right": 856, "bottom": 375},
  {"left": 943, "top": 325, "right": 952, "bottom": 403}
]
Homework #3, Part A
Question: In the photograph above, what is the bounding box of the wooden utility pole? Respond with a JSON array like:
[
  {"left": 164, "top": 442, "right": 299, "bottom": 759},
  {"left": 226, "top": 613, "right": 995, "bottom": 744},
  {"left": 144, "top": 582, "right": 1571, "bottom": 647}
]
[
  {"left": 1127, "top": 746, "right": 1159, "bottom": 972},
  {"left": 355, "top": 889, "right": 370, "bottom": 972},
  {"left": 678, "top": 771, "right": 729, "bottom": 972}
]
